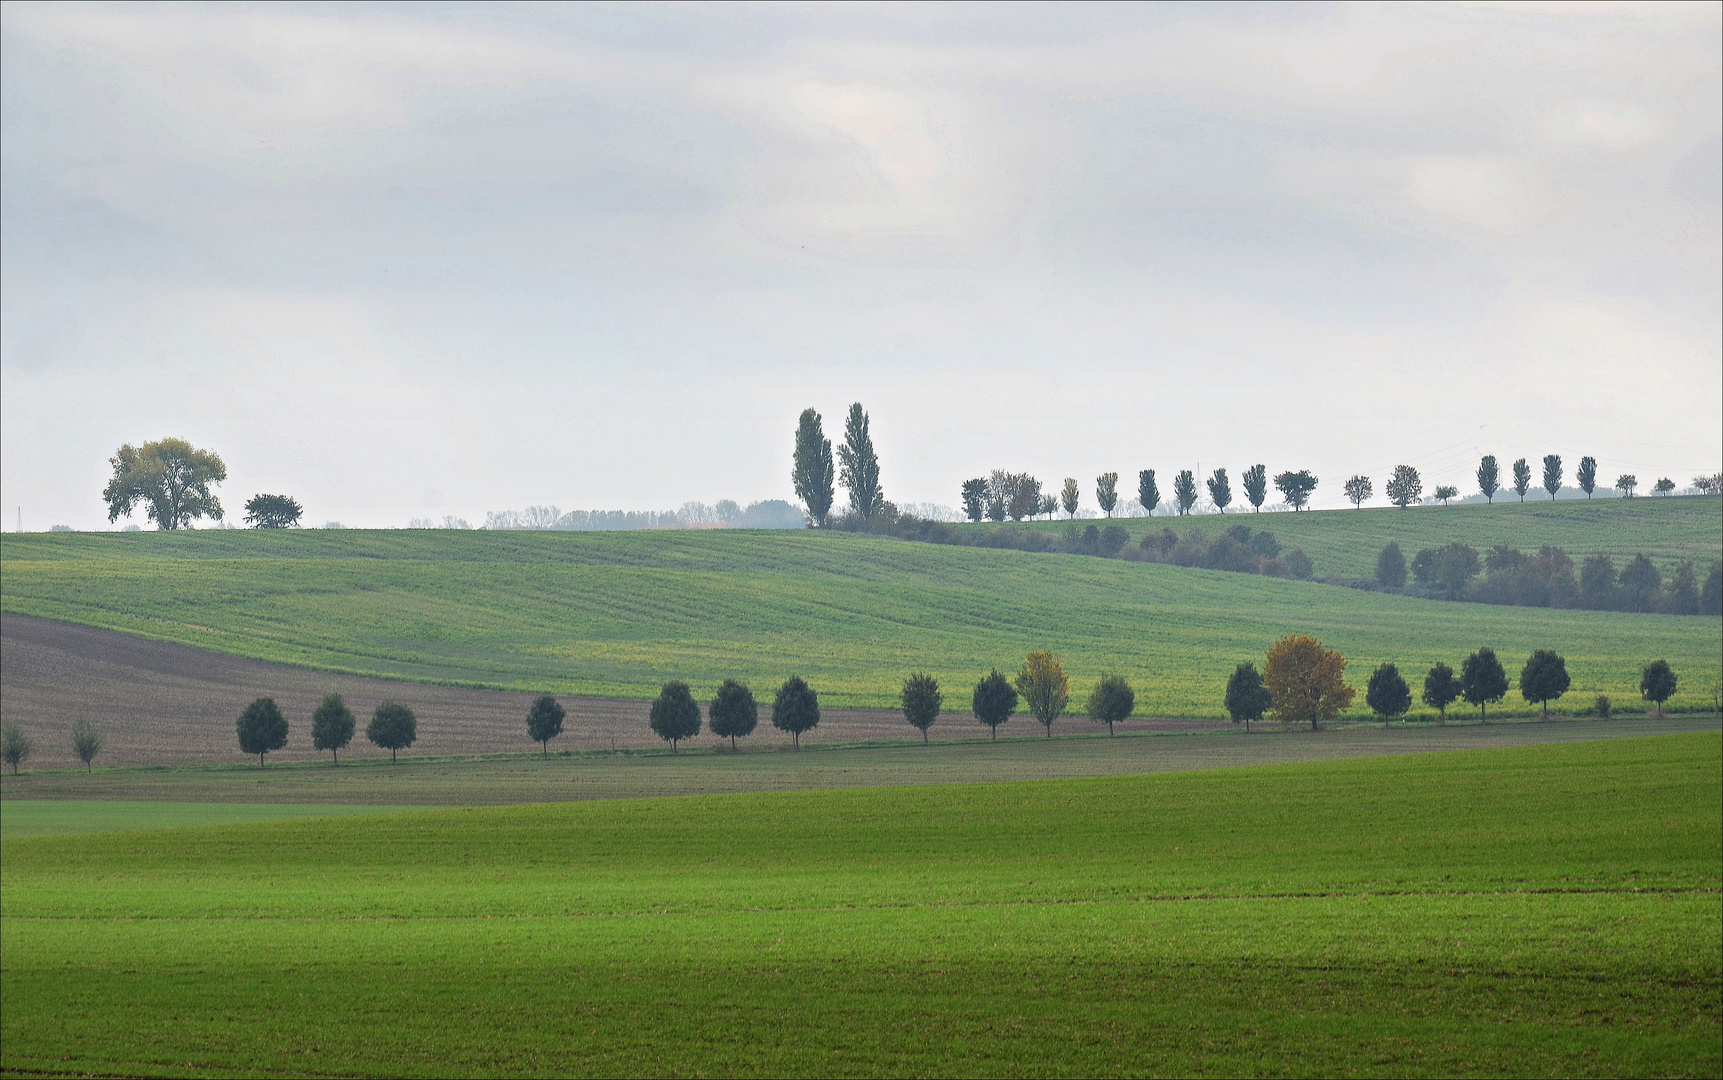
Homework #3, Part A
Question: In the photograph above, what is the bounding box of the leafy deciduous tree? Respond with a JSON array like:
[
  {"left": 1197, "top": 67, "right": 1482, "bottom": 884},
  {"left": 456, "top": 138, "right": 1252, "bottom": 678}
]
[
  {"left": 1615, "top": 474, "right": 1637, "bottom": 498},
  {"left": 1653, "top": 477, "right": 1675, "bottom": 496},
  {"left": 837, "top": 403, "right": 884, "bottom": 519},
  {"left": 1016, "top": 651, "right": 1070, "bottom": 737},
  {"left": 1273, "top": 470, "right": 1317, "bottom": 511},
  {"left": 1224, "top": 662, "right": 1272, "bottom": 732},
  {"left": 1343, "top": 475, "right": 1372, "bottom": 509},
  {"left": 901, "top": 673, "right": 942, "bottom": 744},
  {"left": 1262, "top": 634, "right": 1354, "bottom": 730},
  {"left": 1640, "top": 660, "right": 1676, "bottom": 716},
  {"left": 1376, "top": 541, "right": 1406, "bottom": 588},
  {"left": 772, "top": 676, "right": 820, "bottom": 749},
  {"left": 1365, "top": 663, "right": 1411, "bottom": 727},
  {"left": 1511, "top": 458, "right": 1532, "bottom": 502},
  {"left": 71, "top": 719, "right": 103, "bottom": 773},
  {"left": 244, "top": 494, "right": 303, "bottom": 528},
  {"left": 709, "top": 679, "right": 759, "bottom": 750},
  {"left": 1085, "top": 673, "right": 1134, "bottom": 736},
  {"left": 1518, "top": 650, "right": 1570, "bottom": 718},
  {"left": 367, "top": 701, "right": 417, "bottom": 762},
  {"left": 1576, "top": 456, "right": 1597, "bottom": 498},
  {"left": 792, "top": 409, "right": 835, "bottom": 526},
  {"left": 1137, "top": 470, "right": 1159, "bottom": 515},
  {"left": 649, "top": 681, "right": 702, "bottom": 751},
  {"left": 1460, "top": 648, "right": 1509, "bottom": 721},
  {"left": 237, "top": 697, "right": 289, "bottom": 767},
  {"left": 1386, "top": 465, "right": 1422, "bottom": 509},
  {"left": 1061, "top": 477, "right": 1081, "bottom": 517},
  {"left": 1433, "top": 485, "right": 1458, "bottom": 505},
  {"left": 526, "top": 694, "right": 566, "bottom": 756},
  {"left": 961, "top": 478, "right": 988, "bottom": 523},
  {"left": 1241, "top": 464, "right": 1268, "bottom": 513},
  {"left": 1173, "top": 470, "right": 1199, "bottom": 515},
  {"left": 1422, "top": 662, "right": 1462, "bottom": 724},
  {"left": 1206, "top": 469, "right": 1232, "bottom": 514},
  {"left": 1477, "top": 455, "right": 1500, "bottom": 504},
  {"left": 1095, "top": 472, "right": 1119, "bottom": 517},
  {"left": 3, "top": 723, "right": 34, "bottom": 775},
  {"left": 312, "top": 693, "right": 356, "bottom": 765},
  {"left": 971, "top": 670, "right": 1017, "bottom": 739},
  {"left": 102, "top": 438, "right": 227, "bottom": 530}
]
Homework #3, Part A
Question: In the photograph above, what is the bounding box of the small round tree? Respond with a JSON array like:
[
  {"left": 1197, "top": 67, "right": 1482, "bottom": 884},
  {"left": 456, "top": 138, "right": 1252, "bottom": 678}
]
[
  {"left": 771, "top": 676, "right": 820, "bottom": 749},
  {"left": 709, "top": 679, "right": 758, "bottom": 751},
  {"left": 1365, "top": 663, "right": 1411, "bottom": 727},
  {"left": 526, "top": 694, "right": 566, "bottom": 756},
  {"left": 312, "top": 693, "right": 356, "bottom": 765},
  {"left": 367, "top": 701, "right": 417, "bottom": 762},
  {"left": 1262, "top": 635, "right": 1354, "bottom": 731},
  {"left": 1085, "top": 673, "right": 1134, "bottom": 736},
  {"left": 237, "top": 697, "right": 289, "bottom": 767},
  {"left": 1518, "top": 650, "right": 1571, "bottom": 719},
  {"left": 3, "top": 723, "right": 35, "bottom": 775},
  {"left": 1016, "top": 651, "right": 1070, "bottom": 737},
  {"left": 972, "top": 670, "right": 1018, "bottom": 740},
  {"left": 1224, "top": 662, "right": 1273, "bottom": 733},
  {"left": 649, "top": 681, "right": 702, "bottom": 752},
  {"left": 1640, "top": 660, "right": 1677, "bottom": 717},
  {"left": 1461, "top": 647, "right": 1509, "bottom": 721},
  {"left": 901, "top": 673, "right": 942, "bottom": 744},
  {"left": 1421, "top": 662, "right": 1462, "bottom": 724},
  {"left": 71, "top": 719, "right": 103, "bottom": 773}
]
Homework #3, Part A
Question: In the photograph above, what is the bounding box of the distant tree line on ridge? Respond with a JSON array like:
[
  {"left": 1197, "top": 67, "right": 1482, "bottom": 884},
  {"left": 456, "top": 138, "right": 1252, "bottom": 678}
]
[{"left": 1366, "top": 541, "right": 1722, "bottom": 616}]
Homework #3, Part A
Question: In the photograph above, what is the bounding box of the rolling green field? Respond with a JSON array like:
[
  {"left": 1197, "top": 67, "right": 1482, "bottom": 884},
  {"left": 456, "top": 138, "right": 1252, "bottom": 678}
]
[
  {"left": 3, "top": 733, "right": 1717, "bottom": 1077},
  {"left": 977, "top": 493, "right": 1723, "bottom": 580},
  {"left": 0, "top": 800, "right": 415, "bottom": 840},
  {"left": 3, "top": 525, "right": 1717, "bottom": 715}
]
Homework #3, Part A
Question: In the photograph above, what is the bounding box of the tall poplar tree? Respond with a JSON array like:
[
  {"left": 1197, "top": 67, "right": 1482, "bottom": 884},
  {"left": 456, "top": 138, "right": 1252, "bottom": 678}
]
[
  {"left": 1137, "top": 470, "right": 1160, "bottom": 515},
  {"left": 837, "top": 402, "right": 884, "bottom": 519},
  {"left": 1095, "top": 472, "right": 1119, "bottom": 517},
  {"left": 792, "top": 409, "right": 835, "bottom": 526},
  {"left": 1576, "top": 456, "right": 1598, "bottom": 497},
  {"left": 1477, "top": 455, "right": 1500, "bottom": 503},
  {"left": 1512, "top": 458, "right": 1532, "bottom": 502},
  {"left": 1241, "top": 464, "right": 1268, "bottom": 512},
  {"left": 1542, "top": 455, "right": 1562, "bottom": 500},
  {"left": 1206, "top": 469, "right": 1232, "bottom": 513},
  {"left": 1173, "top": 470, "right": 1199, "bottom": 515}
]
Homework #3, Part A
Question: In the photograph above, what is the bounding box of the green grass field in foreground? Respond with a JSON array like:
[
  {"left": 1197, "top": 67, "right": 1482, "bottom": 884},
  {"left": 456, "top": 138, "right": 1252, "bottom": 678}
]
[
  {"left": 979, "top": 492, "right": 1723, "bottom": 580},
  {"left": 3, "top": 733, "right": 1718, "bottom": 1077},
  {"left": 4, "top": 526, "right": 1718, "bottom": 714},
  {"left": 0, "top": 800, "right": 415, "bottom": 840}
]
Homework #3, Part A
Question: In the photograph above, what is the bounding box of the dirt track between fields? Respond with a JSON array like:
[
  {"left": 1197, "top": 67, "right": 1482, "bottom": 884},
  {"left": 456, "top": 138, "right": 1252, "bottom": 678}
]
[{"left": 1, "top": 614, "right": 1231, "bottom": 767}]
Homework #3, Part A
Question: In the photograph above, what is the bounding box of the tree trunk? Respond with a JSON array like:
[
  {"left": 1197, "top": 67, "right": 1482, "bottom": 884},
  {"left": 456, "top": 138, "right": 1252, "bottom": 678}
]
[
  {"left": 793, "top": 731, "right": 800, "bottom": 749},
  {"left": 391, "top": 747, "right": 397, "bottom": 762},
  {"left": 922, "top": 728, "right": 928, "bottom": 744},
  {"left": 730, "top": 735, "right": 737, "bottom": 751}
]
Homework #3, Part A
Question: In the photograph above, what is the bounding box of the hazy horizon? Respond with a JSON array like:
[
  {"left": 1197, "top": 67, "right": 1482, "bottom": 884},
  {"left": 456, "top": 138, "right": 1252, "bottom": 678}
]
[{"left": 4, "top": 2, "right": 1719, "bottom": 530}]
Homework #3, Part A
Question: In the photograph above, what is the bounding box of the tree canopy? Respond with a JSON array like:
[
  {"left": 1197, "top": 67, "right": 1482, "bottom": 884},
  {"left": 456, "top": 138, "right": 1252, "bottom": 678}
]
[
  {"left": 1511, "top": 458, "right": 1532, "bottom": 502},
  {"left": 1016, "top": 651, "right": 1070, "bottom": 736},
  {"left": 70, "top": 719, "right": 102, "bottom": 773},
  {"left": 244, "top": 494, "right": 303, "bottom": 528},
  {"left": 1273, "top": 470, "right": 1317, "bottom": 511},
  {"left": 1476, "top": 455, "right": 1500, "bottom": 503},
  {"left": 1262, "top": 634, "right": 1353, "bottom": 729},
  {"left": 837, "top": 402, "right": 884, "bottom": 519},
  {"left": 1206, "top": 469, "right": 1232, "bottom": 514},
  {"left": 1639, "top": 660, "right": 1677, "bottom": 716},
  {"left": 1061, "top": 477, "right": 1081, "bottom": 517},
  {"left": 1518, "top": 650, "right": 1570, "bottom": 717},
  {"left": 3, "top": 723, "right": 34, "bottom": 775},
  {"left": 1224, "top": 662, "right": 1273, "bottom": 731},
  {"left": 649, "top": 681, "right": 702, "bottom": 751},
  {"left": 1084, "top": 673, "right": 1134, "bottom": 736},
  {"left": 961, "top": 478, "right": 987, "bottom": 522},
  {"left": 971, "top": 670, "right": 1017, "bottom": 739},
  {"left": 1343, "top": 474, "right": 1372, "bottom": 509},
  {"left": 1542, "top": 455, "right": 1563, "bottom": 499},
  {"left": 237, "top": 697, "right": 289, "bottom": 766},
  {"left": 1576, "top": 456, "right": 1597, "bottom": 497},
  {"left": 1385, "top": 465, "right": 1422, "bottom": 508},
  {"left": 709, "top": 679, "right": 759, "bottom": 749},
  {"left": 102, "top": 438, "right": 227, "bottom": 530},
  {"left": 1095, "top": 472, "right": 1119, "bottom": 517},
  {"left": 1173, "top": 470, "right": 1198, "bottom": 515},
  {"left": 1615, "top": 474, "right": 1637, "bottom": 497},
  {"left": 772, "top": 676, "right": 820, "bottom": 748},
  {"left": 1365, "top": 663, "right": 1411, "bottom": 726},
  {"left": 1376, "top": 541, "right": 1406, "bottom": 588},
  {"left": 900, "top": 673, "right": 942, "bottom": 743},
  {"left": 792, "top": 409, "right": 835, "bottom": 526},
  {"left": 1241, "top": 464, "right": 1268, "bottom": 512},
  {"left": 312, "top": 693, "right": 356, "bottom": 764},
  {"left": 1460, "top": 648, "right": 1509, "bottom": 720},
  {"left": 1433, "top": 485, "right": 1458, "bottom": 505},
  {"left": 1137, "top": 470, "right": 1159, "bottom": 515},
  {"left": 367, "top": 701, "right": 417, "bottom": 761},
  {"left": 526, "top": 694, "right": 566, "bottom": 755},
  {"left": 1421, "top": 662, "right": 1462, "bottom": 722}
]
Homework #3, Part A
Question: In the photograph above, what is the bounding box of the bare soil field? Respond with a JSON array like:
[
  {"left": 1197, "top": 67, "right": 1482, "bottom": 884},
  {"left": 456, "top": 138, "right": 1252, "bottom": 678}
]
[{"left": 1, "top": 614, "right": 1228, "bottom": 767}]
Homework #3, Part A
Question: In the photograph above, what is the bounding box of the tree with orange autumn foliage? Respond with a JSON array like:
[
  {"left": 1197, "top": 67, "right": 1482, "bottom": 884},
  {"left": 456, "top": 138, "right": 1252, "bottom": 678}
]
[{"left": 1262, "top": 634, "right": 1355, "bottom": 730}]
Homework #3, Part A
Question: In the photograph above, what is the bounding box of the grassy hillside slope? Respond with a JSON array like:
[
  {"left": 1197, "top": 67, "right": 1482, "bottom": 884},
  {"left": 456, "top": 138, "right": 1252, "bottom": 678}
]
[
  {"left": 3, "top": 734, "right": 1717, "bottom": 1077},
  {"left": 982, "top": 493, "right": 1722, "bottom": 579},
  {"left": 3, "top": 528, "right": 1716, "bottom": 714}
]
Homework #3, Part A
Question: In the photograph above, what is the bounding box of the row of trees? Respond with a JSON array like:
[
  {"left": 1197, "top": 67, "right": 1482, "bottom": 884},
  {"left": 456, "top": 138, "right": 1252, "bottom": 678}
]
[
  {"left": 956, "top": 466, "right": 1322, "bottom": 522},
  {"left": 1, "top": 720, "right": 103, "bottom": 775},
  {"left": 1373, "top": 541, "right": 1723, "bottom": 615},
  {"left": 793, "top": 405, "right": 883, "bottom": 527},
  {"left": 1223, "top": 635, "right": 1684, "bottom": 730},
  {"left": 100, "top": 436, "right": 308, "bottom": 529},
  {"left": 235, "top": 695, "right": 417, "bottom": 765}
]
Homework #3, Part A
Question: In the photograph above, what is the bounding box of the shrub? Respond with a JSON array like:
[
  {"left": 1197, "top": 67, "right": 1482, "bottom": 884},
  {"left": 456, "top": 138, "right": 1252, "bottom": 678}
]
[{"left": 1594, "top": 694, "right": 1612, "bottom": 719}]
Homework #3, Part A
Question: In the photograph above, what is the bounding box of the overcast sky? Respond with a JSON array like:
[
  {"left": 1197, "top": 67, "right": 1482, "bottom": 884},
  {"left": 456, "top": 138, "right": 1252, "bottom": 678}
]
[{"left": 3, "top": 1, "right": 1719, "bottom": 529}]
